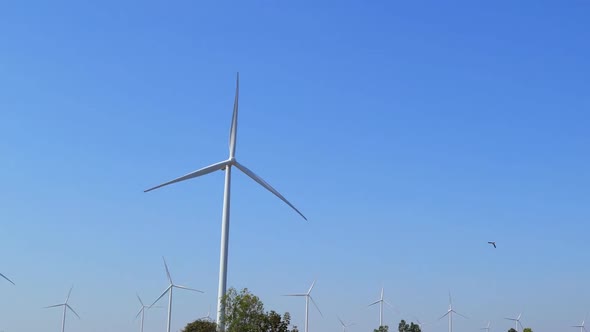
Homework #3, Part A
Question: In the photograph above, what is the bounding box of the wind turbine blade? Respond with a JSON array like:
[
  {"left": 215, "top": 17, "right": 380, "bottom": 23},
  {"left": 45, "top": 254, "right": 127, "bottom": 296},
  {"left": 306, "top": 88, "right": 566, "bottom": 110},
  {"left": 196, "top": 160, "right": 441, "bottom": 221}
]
[
  {"left": 67, "top": 304, "right": 81, "bottom": 319},
  {"left": 229, "top": 72, "right": 239, "bottom": 158},
  {"left": 174, "top": 285, "right": 204, "bottom": 293},
  {"left": 448, "top": 291, "right": 452, "bottom": 305},
  {"left": 66, "top": 285, "right": 74, "bottom": 303},
  {"left": 162, "top": 257, "right": 173, "bottom": 284},
  {"left": 135, "top": 307, "right": 144, "bottom": 320},
  {"left": 337, "top": 316, "right": 345, "bottom": 326},
  {"left": 234, "top": 161, "right": 307, "bottom": 221},
  {"left": 151, "top": 286, "right": 171, "bottom": 307},
  {"left": 0, "top": 273, "right": 14, "bottom": 285},
  {"left": 505, "top": 318, "right": 517, "bottom": 321},
  {"left": 380, "top": 287, "right": 384, "bottom": 300},
  {"left": 144, "top": 160, "right": 230, "bottom": 193},
  {"left": 136, "top": 294, "right": 144, "bottom": 306},
  {"left": 45, "top": 304, "right": 65, "bottom": 309},
  {"left": 282, "top": 294, "right": 306, "bottom": 297},
  {"left": 307, "top": 280, "right": 316, "bottom": 295},
  {"left": 438, "top": 311, "right": 450, "bottom": 321},
  {"left": 518, "top": 321, "right": 524, "bottom": 329},
  {"left": 368, "top": 300, "right": 380, "bottom": 307},
  {"left": 309, "top": 296, "right": 323, "bottom": 317},
  {"left": 453, "top": 310, "right": 469, "bottom": 319}
]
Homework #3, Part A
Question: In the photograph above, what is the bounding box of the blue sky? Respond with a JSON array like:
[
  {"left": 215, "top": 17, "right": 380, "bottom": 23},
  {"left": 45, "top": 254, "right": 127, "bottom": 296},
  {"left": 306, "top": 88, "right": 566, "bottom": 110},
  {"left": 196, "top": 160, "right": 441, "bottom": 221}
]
[{"left": 1, "top": 1, "right": 589, "bottom": 332}]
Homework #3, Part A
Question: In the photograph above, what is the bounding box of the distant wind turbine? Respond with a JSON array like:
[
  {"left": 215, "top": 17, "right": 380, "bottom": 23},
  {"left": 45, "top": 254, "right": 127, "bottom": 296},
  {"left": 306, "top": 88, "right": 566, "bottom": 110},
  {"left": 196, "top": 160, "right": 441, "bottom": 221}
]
[
  {"left": 368, "top": 287, "right": 394, "bottom": 328},
  {"left": 200, "top": 305, "right": 213, "bottom": 321},
  {"left": 337, "top": 316, "right": 355, "bottom": 332},
  {"left": 504, "top": 313, "right": 523, "bottom": 332},
  {"left": 415, "top": 318, "right": 428, "bottom": 331},
  {"left": 480, "top": 321, "right": 491, "bottom": 332},
  {"left": 283, "top": 281, "right": 322, "bottom": 332},
  {"left": 144, "top": 73, "right": 306, "bottom": 332},
  {"left": 135, "top": 294, "right": 151, "bottom": 332},
  {"left": 438, "top": 292, "right": 467, "bottom": 332},
  {"left": 0, "top": 273, "right": 14, "bottom": 285},
  {"left": 572, "top": 315, "right": 587, "bottom": 332},
  {"left": 45, "top": 286, "right": 80, "bottom": 332},
  {"left": 151, "top": 257, "right": 203, "bottom": 332}
]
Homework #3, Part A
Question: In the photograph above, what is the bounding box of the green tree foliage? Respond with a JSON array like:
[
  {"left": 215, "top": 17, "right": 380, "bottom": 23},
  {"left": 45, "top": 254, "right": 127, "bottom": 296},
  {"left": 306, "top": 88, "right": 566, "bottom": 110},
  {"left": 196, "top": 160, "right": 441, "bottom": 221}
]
[
  {"left": 508, "top": 329, "right": 517, "bottom": 332},
  {"left": 181, "top": 319, "right": 217, "bottom": 332},
  {"left": 374, "top": 325, "right": 389, "bottom": 332},
  {"left": 523, "top": 328, "right": 533, "bottom": 332},
  {"left": 398, "top": 319, "right": 422, "bottom": 332},
  {"left": 220, "top": 287, "right": 298, "bottom": 332}
]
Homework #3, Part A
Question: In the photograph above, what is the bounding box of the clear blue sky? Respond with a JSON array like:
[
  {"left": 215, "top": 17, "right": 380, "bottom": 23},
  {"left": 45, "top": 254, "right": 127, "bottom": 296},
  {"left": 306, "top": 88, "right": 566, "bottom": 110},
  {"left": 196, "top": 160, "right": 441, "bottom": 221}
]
[{"left": 1, "top": 1, "right": 589, "bottom": 332}]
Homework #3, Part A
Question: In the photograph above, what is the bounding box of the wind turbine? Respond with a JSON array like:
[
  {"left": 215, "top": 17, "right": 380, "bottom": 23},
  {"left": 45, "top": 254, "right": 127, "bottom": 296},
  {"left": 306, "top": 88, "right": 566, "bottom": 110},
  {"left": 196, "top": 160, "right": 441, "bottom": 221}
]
[
  {"left": 283, "top": 281, "right": 322, "bottom": 332},
  {"left": 415, "top": 318, "right": 428, "bottom": 331},
  {"left": 480, "top": 321, "right": 491, "bottom": 332},
  {"left": 368, "top": 287, "right": 393, "bottom": 328},
  {"left": 0, "top": 272, "right": 14, "bottom": 285},
  {"left": 144, "top": 73, "right": 306, "bottom": 331},
  {"left": 200, "top": 305, "right": 213, "bottom": 321},
  {"left": 438, "top": 292, "right": 467, "bottom": 332},
  {"left": 572, "top": 315, "right": 587, "bottom": 332},
  {"left": 151, "top": 257, "right": 203, "bottom": 332},
  {"left": 135, "top": 294, "right": 151, "bottom": 332},
  {"left": 45, "top": 286, "right": 80, "bottom": 332},
  {"left": 337, "top": 316, "right": 355, "bottom": 332},
  {"left": 504, "top": 313, "right": 523, "bottom": 332}
]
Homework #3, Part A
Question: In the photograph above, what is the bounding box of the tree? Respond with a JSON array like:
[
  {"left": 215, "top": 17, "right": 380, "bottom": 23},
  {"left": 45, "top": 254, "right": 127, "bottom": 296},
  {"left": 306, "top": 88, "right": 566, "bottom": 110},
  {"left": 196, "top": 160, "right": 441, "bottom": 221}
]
[
  {"left": 181, "top": 319, "right": 217, "bottom": 332},
  {"left": 398, "top": 319, "right": 421, "bottom": 332},
  {"left": 508, "top": 329, "right": 517, "bottom": 332},
  {"left": 523, "top": 328, "right": 533, "bottom": 332},
  {"left": 220, "top": 287, "right": 298, "bottom": 332},
  {"left": 374, "top": 326, "right": 389, "bottom": 332}
]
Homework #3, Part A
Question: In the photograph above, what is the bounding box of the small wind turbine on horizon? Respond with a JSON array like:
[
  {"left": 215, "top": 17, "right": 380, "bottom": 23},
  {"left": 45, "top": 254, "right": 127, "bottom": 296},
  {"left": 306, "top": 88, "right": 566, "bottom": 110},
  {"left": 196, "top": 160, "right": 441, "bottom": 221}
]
[
  {"left": 337, "top": 316, "right": 355, "bottom": 332},
  {"left": 151, "top": 257, "right": 203, "bottom": 332},
  {"left": 415, "top": 317, "right": 428, "bottom": 331},
  {"left": 572, "top": 315, "right": 587, "bottom": 332},
  {"left": 368, "top": 287, "right": 394, "bottom": 328},
  {"left": 200, "top": 305, "right": 213, "bottom": 321},
  {"left": 45, "top": 286, "right": 80, "bottom": 332},
  {"left": 135, "top": 294, "right": 152, "bottom": 332},
  {"left": 0, "top": 272, "right": 14, "bottom": 285},
  {"left": 438, "top": 292, "right": 467, "bottom": 332},
  {"left": 283, "top": 281, "right": 322, "bottom": 332},
  {"left": 480, "top": 321, "right": 491, "bottom": 332},
  {"left": 144, "top": 73, "right": 306, "bottom": 332},
  {"left": 504, "top": 313, "right": 523, "bottom": 332}
]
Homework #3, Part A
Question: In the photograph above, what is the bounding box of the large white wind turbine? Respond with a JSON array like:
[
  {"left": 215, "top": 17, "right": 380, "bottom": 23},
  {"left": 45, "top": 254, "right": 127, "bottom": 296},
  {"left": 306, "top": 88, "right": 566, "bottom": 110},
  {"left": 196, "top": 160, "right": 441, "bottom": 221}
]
[
  {"left": 480, "top": 321, "right": 491, "bottom": 332},
  {"left": 284, "top": 281, "right": 323, "bottom": 332},
  {"left": 438, "top": 292, "right": 467, "bottom": 332},
  {"left": 337, "top": 316, "right": 355, "bottom": 332},
  {"left": 45, "top": 286, "right": 80, "bottom": 332},
  {"left": 0, "top": 272, "right": 14, "bottom": 285},
  {"left": 504, "top": 313, "right": 523, "bottom": 332},
  {"left": 144, "top": 73, "right": 306, "bottom": 331},
  {"left": 572, "top": 316, "right": 587, "bottom": 332},
  {"left": 151, "top": 257, "right": 203, "bottom": 332},
  {"left": 368, "top": 287, "right": 394, "bottom": 328}
]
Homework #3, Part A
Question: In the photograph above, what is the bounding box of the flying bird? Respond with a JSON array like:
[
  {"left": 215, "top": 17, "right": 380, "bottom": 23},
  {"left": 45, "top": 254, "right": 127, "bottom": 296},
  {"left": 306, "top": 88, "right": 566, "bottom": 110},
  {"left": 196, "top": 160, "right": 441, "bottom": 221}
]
[{"left": 487, "top": 241, "right": 496, "bottom": 248}]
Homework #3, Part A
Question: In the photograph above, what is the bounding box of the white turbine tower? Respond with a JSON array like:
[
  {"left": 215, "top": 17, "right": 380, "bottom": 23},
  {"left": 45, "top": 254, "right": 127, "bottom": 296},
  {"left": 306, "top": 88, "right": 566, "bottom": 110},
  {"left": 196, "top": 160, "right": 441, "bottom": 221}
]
[
  {"left": 480, "top": 321, "right": 491, "bottom": 332},
  {"left": 284, "top": 281, "right": 323, "bottom": 332},
  {"left": 504, "top": 313, "right": 523, "bottom": 332},
  {"left": 144, "top": 73, "right": 306, "bottom": 331},
  {"left": 45, "top": 286, "right": 80, "bottom": 332},
  {"left": 438, "top": 292, "right": 467, "bottom": 332},
  {"left": 368, "top": 287, "right": 393, "bottom": 328},
  {"left": 337, "top": 316, "right": 355, "bottom": 332},
  {"left": 572, "top": 316, "right": 587, "bottom": 332},
  {"left": 135, "top": 294, "right": 151, "bottom": 332},
  {"left": 151, "top": 257, "right": 203, "bottom": 332},
  {"left": 0, "top": 272, "right": 14, "bottom": 285}
]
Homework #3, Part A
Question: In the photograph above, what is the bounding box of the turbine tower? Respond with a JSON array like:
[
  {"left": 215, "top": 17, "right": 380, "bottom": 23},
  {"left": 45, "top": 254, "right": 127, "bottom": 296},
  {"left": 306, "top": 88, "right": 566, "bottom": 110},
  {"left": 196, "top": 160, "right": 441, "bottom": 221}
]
[
  {"left": 504, "top": 313, "right": 523, "bottom": 332},
  {"left": 144, "top": 73, "right": 306, "bottom": 331},
  {"left": 368, "top": 287, "right": 393, "bottom": 328},
  {"left": 337, "top": 316, "right": 355, "bottom": 332},
  {"left": 45, "top": 286, "right": 80, "bottom": 332},
  {"left": 572, "top": 316, "right": 587, "bottom": 332},
  {"left": 438, "top": 292, "right": 467, "bottom": 332},
  {"left": 283, "top": 281, "right": 323, "bottom": 332},
  {"left": 135, "top": 294, "right": 150, "bottom": 332},
  {"left": 0, "top": 272, "right": 14, "bottom": 285},
  {"left": 480, "top": 321, "right": 491, "bottom": 332},
  {"left": 151, "top": 257, "right": 203, "bottom": 332}
]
